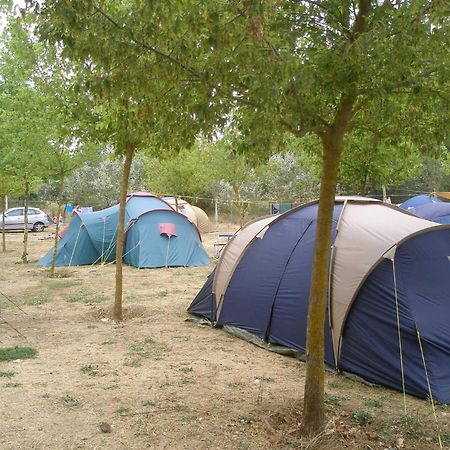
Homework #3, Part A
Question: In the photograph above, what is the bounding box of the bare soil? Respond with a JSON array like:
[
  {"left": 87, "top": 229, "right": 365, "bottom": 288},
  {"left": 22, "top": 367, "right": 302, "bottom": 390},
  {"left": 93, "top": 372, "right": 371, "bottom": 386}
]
[{"left": 0, "top": 227, "right": 449, "bottom": 449}]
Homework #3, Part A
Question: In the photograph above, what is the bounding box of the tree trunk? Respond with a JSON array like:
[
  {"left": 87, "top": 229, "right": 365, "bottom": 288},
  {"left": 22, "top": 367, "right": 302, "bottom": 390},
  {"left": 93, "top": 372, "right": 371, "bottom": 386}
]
[
  {"left": 21, "top": 178, "right": 29, "bottom": 263},
  {"left": 232, "top": 183, "right": 245, "bottom": 227},
  {"left": 50, "top": 172, "right": 64, "bottom": 277},
  {"left": 214, "top": 198, "right": 219, "bottom": 224},
  {"left": 301, "top": 0, "right": 370, "bottom": 431},
  {"left": 302, "top": 102, "right": 355, "bottom": 435},
  {"left": 357, "top": 174, "right": 368, "bottom": 196},
  {"left": 1, "top": 195, "right": 6, "bottom": 252},
  {"left": 113, "top": 142, "right": 136, "bottom": 321}
]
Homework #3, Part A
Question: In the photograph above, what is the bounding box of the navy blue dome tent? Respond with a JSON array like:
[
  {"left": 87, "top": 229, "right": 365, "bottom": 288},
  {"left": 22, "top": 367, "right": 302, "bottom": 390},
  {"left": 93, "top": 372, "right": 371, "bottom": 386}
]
[
  {"left": 189, "top": 198, "right": 450, "bottom": 403},
  {"left": 39, "top": 192, "right": 210, "bottom": 268},
  {"left": 399, "top": 194, "right": 442, "bottom": 210},
  {"left": 409, "top": 202, "right": 450, "bottom": 224}
]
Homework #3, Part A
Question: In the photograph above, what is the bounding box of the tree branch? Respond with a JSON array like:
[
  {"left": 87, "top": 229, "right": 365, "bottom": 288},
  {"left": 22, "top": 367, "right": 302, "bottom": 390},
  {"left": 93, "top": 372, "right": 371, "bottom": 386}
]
[{"left": 92, "top": 4, "right": 199, "bottom": 78}]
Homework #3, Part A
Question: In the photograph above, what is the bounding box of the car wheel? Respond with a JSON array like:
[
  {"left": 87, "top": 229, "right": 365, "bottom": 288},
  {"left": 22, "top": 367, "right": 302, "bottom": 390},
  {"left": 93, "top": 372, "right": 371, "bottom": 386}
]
[{"left": 33, "top": 222, "right": 45, "bottom": 232}]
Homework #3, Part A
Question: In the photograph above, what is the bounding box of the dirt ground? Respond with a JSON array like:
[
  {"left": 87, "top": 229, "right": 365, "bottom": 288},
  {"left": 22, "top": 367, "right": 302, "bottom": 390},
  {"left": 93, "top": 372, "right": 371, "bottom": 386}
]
[{"left": 0, "top": 226, "right": 449, "bottom": 449}]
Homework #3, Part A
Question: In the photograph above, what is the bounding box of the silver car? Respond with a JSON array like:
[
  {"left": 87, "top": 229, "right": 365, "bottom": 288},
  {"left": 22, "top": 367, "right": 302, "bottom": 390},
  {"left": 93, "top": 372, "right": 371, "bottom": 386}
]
[{"left": 0, "top": 207, "right": 51, "bottom": 232}]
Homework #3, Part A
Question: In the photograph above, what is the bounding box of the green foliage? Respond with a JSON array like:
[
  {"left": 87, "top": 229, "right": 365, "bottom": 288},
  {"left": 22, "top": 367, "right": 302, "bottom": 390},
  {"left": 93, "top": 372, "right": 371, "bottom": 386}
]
[
  {"left": 364, "top": 399, "right": 383, "bottom": 408},
  {"left": 115, "top": 406, "right": 130, "bottom": 415},
  {"left": 0, "top": 370, "right": 15, "bottom": 378},
  {"left": 22, "top": 293, "right": 48, "bottom": 306},
  {"left": 63, "top": 155, "right": 147, "bottom": 208},
  {"left": 147, "top": 135, "right": 321, "bottom": 207},
  {"left": 142, "top": 400, "right": 157, "bottom": 407},
  {"left": 40, "top": 278, "right": 83, "bottom": 289},
  {"left": 323, "top": 393, "right": 342, "bottom": 406},
  {"left": 62, "top": 394, "right": 80, "bottom": 408},
  {"left": 80, "top": 364, "right": 100, "bottom": 376},
  {"left": 238, "top": 413, "right": 259, "bottom": 424},
  {"left": 340, "top": 133, "right": 422, "bottom": 194},
  {"left": 352, "top": 409, "right": 374, "bottom": 426},
  {"left": 30, "top": 0, "right": 448, "bottom": 150},
  {"left": 65, "top": 292, "right": 106, "bottom": 304},
  {"left": 0, "top": 346, "right": 37, "bottom": 360}
]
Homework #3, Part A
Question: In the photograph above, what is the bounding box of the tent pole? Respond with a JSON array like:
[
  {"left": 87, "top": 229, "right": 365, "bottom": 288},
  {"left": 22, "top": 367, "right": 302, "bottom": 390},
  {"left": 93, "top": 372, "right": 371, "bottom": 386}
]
[
  {"left": 416, "top": 329, "right": 443, "bottom": 450},
  {"left": 165, "top": 236, "right": 171, "bottom": 268}
]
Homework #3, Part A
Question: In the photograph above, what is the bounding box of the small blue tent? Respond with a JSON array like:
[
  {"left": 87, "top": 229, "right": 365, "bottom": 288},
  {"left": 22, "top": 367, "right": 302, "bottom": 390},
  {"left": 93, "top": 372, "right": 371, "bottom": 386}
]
[
  {"left": 399, "top": 194, "right": 442, "bottom": 210},
  {"left": 409, "top": 202, "right": 450, "bottom": 224},
  {"left": 189, "top": 198, "right": 450, "bottom": 402},
  {"left": 39, "top": 192, "right": 210, "bottom": 268}
]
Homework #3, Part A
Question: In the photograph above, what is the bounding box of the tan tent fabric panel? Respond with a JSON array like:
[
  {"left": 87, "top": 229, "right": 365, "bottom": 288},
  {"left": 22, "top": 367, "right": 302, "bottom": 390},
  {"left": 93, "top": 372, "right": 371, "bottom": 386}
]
[
  {"left": 331, "top": 201, "right": 437, "bottom": 363},
  {"left": 191, "top": 206, "right": 211, "bottom": 233},
  {"left": 213, "top": 216, "right": 277, "bottom": 316},
  {"left": 437, "top": 192, "right": 450, "bottom": 201},
  {"left": 165, "top": 198, "right": 198, "bottom": 226}
]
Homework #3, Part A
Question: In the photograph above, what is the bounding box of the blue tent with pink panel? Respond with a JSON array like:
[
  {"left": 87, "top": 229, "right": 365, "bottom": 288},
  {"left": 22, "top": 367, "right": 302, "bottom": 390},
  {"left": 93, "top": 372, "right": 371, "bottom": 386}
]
[{"left": 39, "top": 192, "right": 210, "bottom": 268}]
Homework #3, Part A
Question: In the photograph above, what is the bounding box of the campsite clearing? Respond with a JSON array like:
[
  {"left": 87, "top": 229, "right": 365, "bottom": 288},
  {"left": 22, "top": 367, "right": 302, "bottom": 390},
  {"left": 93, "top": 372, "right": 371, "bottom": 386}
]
[{"left": 0, "top": 229, "right": 449, "bottom": 449}]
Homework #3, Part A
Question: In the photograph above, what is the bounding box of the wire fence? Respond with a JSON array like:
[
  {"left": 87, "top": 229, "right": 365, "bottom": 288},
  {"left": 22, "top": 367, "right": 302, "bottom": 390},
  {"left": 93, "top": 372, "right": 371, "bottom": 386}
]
[{"left": 3, "top": 187, "right": 448, "bottom": 227}]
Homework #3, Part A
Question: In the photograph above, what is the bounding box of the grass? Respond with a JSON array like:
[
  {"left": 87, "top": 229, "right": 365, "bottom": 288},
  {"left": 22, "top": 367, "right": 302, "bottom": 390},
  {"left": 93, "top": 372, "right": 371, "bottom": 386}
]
[
  {"left": 352, "top": 409, "right": 373, "bottom": 426},
  {"left": 180, "top": 377, "right": 196, "bottom": 385},
  {"left": 40, "top": 278, "right": 83, "bottom": 289},
  {"left": 174, "top": 403, "right": 188, "bottom": 411},
  {"left": 4, "top": 382, "right": 21, "bottom": 388},
  {"left": 0, "top": 346, "right": 37, "bottom": 361},
  {"left": 142, "top": 400, "right": 157, "bottom": 407},
  {"left": 115, "top": 406, "right": 130, "bottom": 415},
  {"left": 377, "top": 414, "right": 426, "bottom": 442},
  {"left": 364, "top": 398, "right": 383, "bottom": 408},
  {"left": 324, "top": 392, "right": 342, "bottom": 406},
  {"left": 226, "top": 381, "right": 244, "bottom": 388},
  {"left": 238, "top": 413, "right": 259, "bottom": 424},
  {"left": 124, "top": 358, "right": 142, "bottom": 368},
  {"left": 66, "top": 292, "right": 106, "bottom": 304},
  {"left": 258, "top": 376, "right": 275, "bottom": 383},
  {"left": 80, "top": 364, "right": 100, "bottom": 376},
  {"left": 124, "top": 341, "right": 154, "bottom": 367},
  {"left": 41, "top": 278, "right": 84, "bottom": 289},
  {"left": 137, "top": 338, "right": 171, "bottom": 361},
  {"left": 182, "top": 414, "right": 197, "bottom": 422},
  {"left": 179, "top": 366, "right": 193, "bottom": 373},
  {"left": 22, "top": 293, "right": 49, "bottom": 306},
  {"left": 47, "top": 268, "right": 72, "bottom": 278},
  {"left": 129, "top": 344, "right": 149, "bottom": 357},
  {"left": 394, "top": 415, "right": 425, "bottom": 439},
  {"left": 62, "top": 394, "right": 80, "bottom": 408},
  {"left": 0, "top": 370, "right": 16, "bottom": 378}
]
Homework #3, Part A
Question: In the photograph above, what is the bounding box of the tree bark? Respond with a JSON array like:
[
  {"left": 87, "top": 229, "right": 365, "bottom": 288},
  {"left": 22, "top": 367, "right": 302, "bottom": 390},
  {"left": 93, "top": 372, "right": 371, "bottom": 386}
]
[
  {"left": 214, "top": 198, "right": 219, "bottom": 224},
  {"left": 302, "top": 97, "right": 356, "bottom": 435},
  {"left": 301, "top": 132, "right": 342, "bottom": 435},
  {"left": 50, "top": 172, "right": 64, "bottom": 277},
  {"left": 1, "top": 195, "right": 6, "bottom": 252},
  {"left": 302, "top": 0, "right": 370, "bottom": 435},
  {"left": 232, "top": 182, "right": 245, "bottom": 227},
  {"left": 113, "top": 142, "right": 136, "bottom": 321},
  {"left": 21, "top": 178, "right": 29, "bottom": 263}
]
